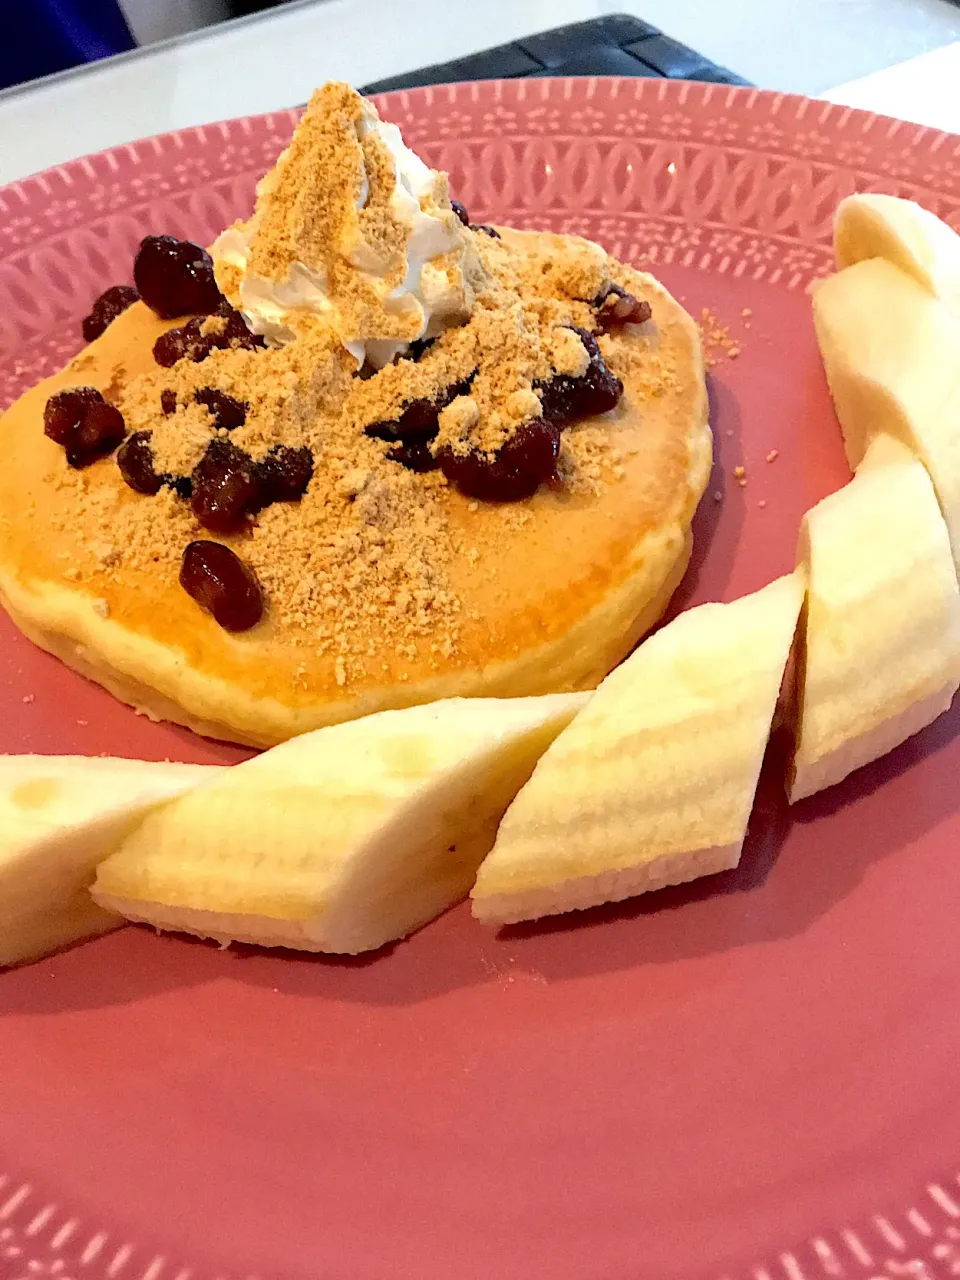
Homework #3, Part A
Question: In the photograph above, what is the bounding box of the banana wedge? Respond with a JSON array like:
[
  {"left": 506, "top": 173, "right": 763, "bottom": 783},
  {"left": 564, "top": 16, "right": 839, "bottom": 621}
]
[
  {"left": 789, "top": 434, "right": 960, "bottom": 802},
  {"left": 834, "top": 192, "right": 960, "bottom": 318},
  {"left": 812, "top": 256, "right": 960, "bottom": 567},
  {"left": 0, "top": 755, "right": 218, "bottom": 966},
  {"left": 92, "top": 694, "right": 587, "bottom": 954},
  {"left": 471, "top": 575, "right": 803, "bottom": 926}
]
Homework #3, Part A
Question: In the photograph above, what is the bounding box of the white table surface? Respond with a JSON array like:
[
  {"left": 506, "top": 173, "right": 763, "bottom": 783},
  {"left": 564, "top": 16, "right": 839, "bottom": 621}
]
[
  {"left": 2, "top": 0, "right": 960, "bottom": 188},
  {"left": 822, "top": 40, "right": 960, "bottom": 134}
]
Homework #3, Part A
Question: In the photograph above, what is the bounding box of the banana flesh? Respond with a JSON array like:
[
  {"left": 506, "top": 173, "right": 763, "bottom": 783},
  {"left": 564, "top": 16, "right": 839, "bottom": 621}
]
[
  {"left": 789, "top": 434, "right": 960, "bottom": 801},
  {"left": 0, "top": 755, "right": 219, "bottom": 965},
  {"left": 813, "top": 250, "right": 960, "bottom": 571},
  {"left": 93, "top": 695, "right": 586, "bottom": 954},
  {"left": 471, "top": 575, "right": 803, "bottom": 925},
  {"left": 835, "top": 192, "right": 960, "bottom": 320}
]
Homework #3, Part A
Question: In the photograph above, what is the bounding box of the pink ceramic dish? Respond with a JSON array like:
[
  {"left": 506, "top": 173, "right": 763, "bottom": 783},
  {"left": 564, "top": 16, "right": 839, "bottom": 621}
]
[{"left": 1, "top": 77, "right": 960, "bottom": 1280}]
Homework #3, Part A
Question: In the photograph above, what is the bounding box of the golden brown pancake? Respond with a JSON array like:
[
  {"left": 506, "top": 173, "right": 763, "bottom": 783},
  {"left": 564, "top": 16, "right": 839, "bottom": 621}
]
[{"left": 0, "top": 234, "right": 710, "bottom": 747}]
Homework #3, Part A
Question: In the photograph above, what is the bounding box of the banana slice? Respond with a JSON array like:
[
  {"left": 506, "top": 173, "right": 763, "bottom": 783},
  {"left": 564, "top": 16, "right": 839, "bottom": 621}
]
[
  {"left": 471, "top": 575, "right": 803, "bottom": 926},
  {"left": 789, "top": 434, "right": 960, "bottom": 802},
  {"left": 812, "top": 256, "right": 960, "bottom": 567},
  {"left": 834, "top": 193, "right": 960, "bottom": 318},
  {"left": 0, "top": 755, "right": 219, "bottom": 966},
  {"left": 92, "top": 694, "right": 587, "bottom": 954}
]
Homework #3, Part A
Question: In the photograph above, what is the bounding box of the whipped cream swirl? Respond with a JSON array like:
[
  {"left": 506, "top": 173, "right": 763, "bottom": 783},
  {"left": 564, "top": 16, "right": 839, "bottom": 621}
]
[{"left": 212, "top": 83, "right": 486, "bottom": 368}]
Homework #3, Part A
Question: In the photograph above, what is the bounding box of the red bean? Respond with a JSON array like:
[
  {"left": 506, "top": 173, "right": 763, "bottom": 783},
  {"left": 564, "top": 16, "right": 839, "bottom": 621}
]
[{"left": 180, "top": 540, "right": 263, "bottom": 632}]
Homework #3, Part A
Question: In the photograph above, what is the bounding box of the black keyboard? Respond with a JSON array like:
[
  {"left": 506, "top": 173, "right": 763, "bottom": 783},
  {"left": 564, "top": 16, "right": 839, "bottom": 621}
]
[{"left": 362, "top": 14, "right": 751, "bottom": 95}]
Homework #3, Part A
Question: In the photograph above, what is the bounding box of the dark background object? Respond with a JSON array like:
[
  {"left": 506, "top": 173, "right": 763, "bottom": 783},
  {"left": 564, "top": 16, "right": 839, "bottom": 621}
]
[
  {"left": 361, "top": 14, "right": 752, "bottom": 94},
  {"left": 225, "top": 0, "right": 285, "bottom": 14},
  {"left": 1, "top": 0, "right": 135, "bottom": 91}
]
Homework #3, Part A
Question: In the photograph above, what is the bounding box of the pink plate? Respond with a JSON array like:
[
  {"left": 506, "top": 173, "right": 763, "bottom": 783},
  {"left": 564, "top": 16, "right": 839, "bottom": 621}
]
[{"left": 2, "top": 77, "right": 960, "bottom": 1280}]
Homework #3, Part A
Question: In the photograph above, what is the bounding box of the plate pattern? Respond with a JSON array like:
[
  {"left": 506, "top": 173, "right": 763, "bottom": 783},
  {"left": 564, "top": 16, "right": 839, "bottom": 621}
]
[
  {"left": 1, "top": 1166, "right": 960, "bottom": 1280},
  {"left": 2, "top": 77, "right": 960, "bottom": 1279},
  {"left": 3, "top": 78, "right": 960, "bottom": 413}
]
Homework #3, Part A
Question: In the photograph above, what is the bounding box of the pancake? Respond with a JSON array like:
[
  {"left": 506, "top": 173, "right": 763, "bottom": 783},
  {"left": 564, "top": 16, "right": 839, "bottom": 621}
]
[{"left": 0, "top": 232, "right": 709, "bottom": 748}]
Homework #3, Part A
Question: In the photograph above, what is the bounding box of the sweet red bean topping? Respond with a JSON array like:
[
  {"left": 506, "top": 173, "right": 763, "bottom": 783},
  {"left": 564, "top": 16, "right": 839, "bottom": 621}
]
[
  {"left": 365, "top": 376, "right": 474, "bottom": 453},
  {"left": 133, "top": 235, "right": 223, "bottom": 319},
  {"left": 365, "top": 402, "right": 434, "bottom": 444},
  {"left": 190, "top": 439, "right": 262, "bottom": 534},
  {"left": 66, "top": 402, "right": 126, "bottom": 468},
  {"left": 438, "top": 419, "right": 561, "bottom": 502},
  {"left": 406, "top": 337, "right": 435, "bottom": 362},
  {"left": 160, "top": 388, "right": 178, "bottom": 415},
  {"left": 179, "top": 540, "right": 263, "bottom": 632},
  {"left": 194, "top": 387, "right": 247, "bottom": 431},
  {"left": 446, "top": 201, "right": 499, "bottom": 238},
  {"left": 43, "top": 387, "right": 126, "bottom": 468},
  {"left": 219, "top": 308, "right": 265, "bottom": 351},
  {"left": 593, "top": 282, "right": 652, "bottom": 333},
  {"left": 153, "top": 317, "right": 207, "bottom": 367},
  {"left": 117, "top": 430, "right": 192, "bottom": 498},
  {"left": 536, "top": 327, "right": 623, "bottom": 426},
  {"left": 117, "top": 430, "right": 163, "bottom": 495},
  {"left": 43, "top": 387, "right": 102, "bottom": 444},
  {"left": 82, "top": 284, "right": 139, "bottom": 343},
  {"left": 255, "top": 445, "right": 314, "bottom": 506},
  {"left": 153, "top": 307, "right": 264, "bottom": 368},
  {"left": 387, "top": 442, "right": 440, "bottom": 473}
]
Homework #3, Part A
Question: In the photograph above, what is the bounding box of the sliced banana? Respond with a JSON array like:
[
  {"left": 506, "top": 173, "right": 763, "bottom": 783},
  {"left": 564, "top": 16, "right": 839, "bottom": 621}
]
[
  {"left": 812, "top": 256, "right": 960, "bottom": 569},
  {"left": 834, "top": 192, "right": 960, "bottom": 319},
  {"left": 0, "top": 755, "right": 219, "bottom": 966},
  {"left": 93, "top": 694, "right": 586, "bottom": 954},
  {"left": 471, "top": 575, "right": 803, "bottom": 926},
  {"left": 789, "top": 434, "right": 960, "bottom": 801}
]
